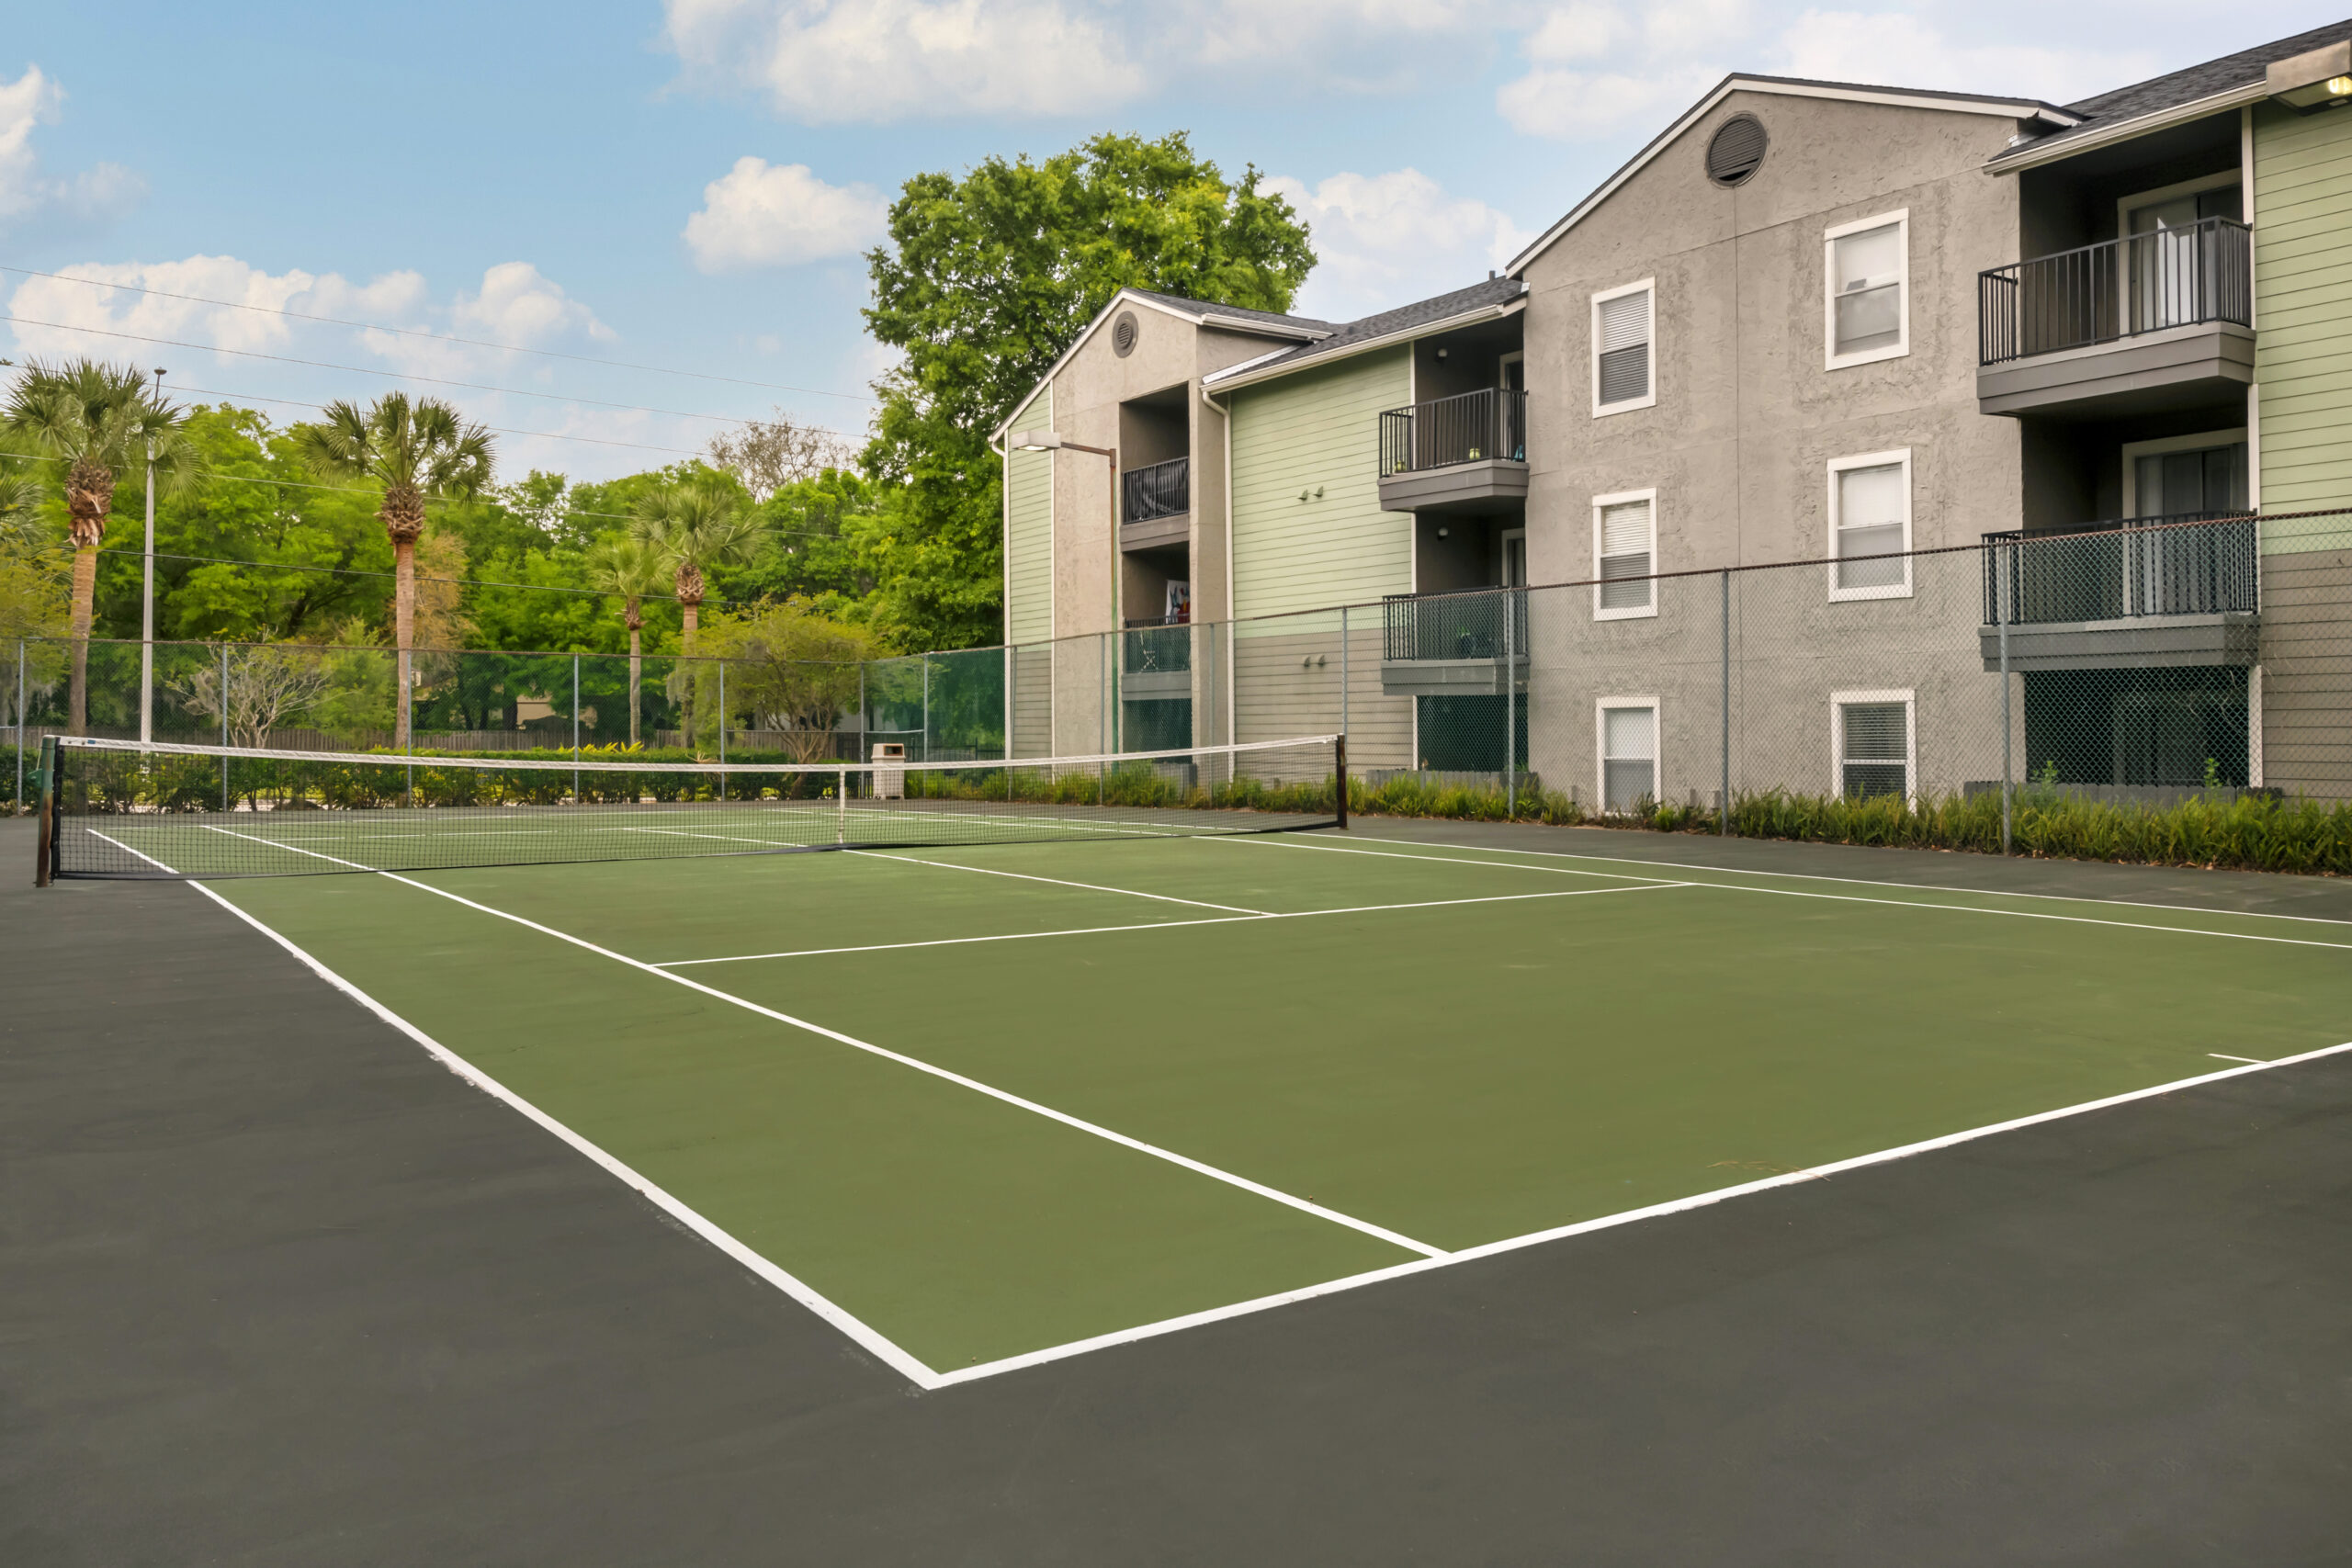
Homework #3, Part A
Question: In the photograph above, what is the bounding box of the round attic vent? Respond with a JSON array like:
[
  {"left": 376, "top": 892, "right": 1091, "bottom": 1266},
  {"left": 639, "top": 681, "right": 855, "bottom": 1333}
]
[
  {"left": 1112, "top": 310, "right": 1139, "bottom": 356},
  {"left": 1705, "top": 114, "right": 1767, "bottom": 186}
]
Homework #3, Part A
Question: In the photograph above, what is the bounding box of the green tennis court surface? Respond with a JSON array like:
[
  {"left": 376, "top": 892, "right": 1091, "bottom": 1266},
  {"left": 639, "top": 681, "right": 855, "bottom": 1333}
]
[{"left": 206, "top": 830, "right": 2352, "bottom": 1382}]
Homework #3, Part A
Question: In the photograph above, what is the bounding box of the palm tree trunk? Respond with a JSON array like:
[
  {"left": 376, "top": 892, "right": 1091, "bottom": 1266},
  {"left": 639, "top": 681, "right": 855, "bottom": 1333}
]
[
  {"left": 676, "top": 563, "right": 702, "bottom": 752},
  {"left": 392, "top": 535, "right": 415, "bottom": 750},
  {"left": 628, "top": 623, "right": 641, "bottom": 747},
  {"left": 66, "top": 544, "right": 97, "bottom": 737}
]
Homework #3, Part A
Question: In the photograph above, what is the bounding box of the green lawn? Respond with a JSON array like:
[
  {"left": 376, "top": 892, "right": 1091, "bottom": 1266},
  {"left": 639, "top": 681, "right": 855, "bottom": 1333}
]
[{"left": 213, "top": 833, "right": 2352, "bottom": 1374}]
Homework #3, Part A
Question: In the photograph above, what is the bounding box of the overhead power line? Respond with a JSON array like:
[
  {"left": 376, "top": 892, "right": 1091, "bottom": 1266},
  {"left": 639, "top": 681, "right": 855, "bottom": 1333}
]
[
  {"left": 168, "top": 382, "right": 706, "bottom": 459},
  {"left": 6, "top": 315, "right": 866, "bottom": 439},
  {"left": 1, "top": 264, "right": 879, "bottom": 404}
]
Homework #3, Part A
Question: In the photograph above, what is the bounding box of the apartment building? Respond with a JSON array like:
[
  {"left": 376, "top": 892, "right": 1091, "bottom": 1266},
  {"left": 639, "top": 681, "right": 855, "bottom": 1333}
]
[{"left": 998, "top": 19, "right": 2352, "bottom": 806}]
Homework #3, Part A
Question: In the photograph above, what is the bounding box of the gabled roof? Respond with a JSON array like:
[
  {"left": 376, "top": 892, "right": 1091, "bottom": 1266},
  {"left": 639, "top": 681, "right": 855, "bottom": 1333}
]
[
  {"left": 1985, "top": 17, "right": 2352, "bottom": 171},
  {"left": 989, "top": 287, "right": 1333, "bottom": 442},
  {"left": 1202, "top": 276, "right": 1528, "bottom": 392},
  {"left": 1506, "top": 74, "right": 2077, "bottom": 276}
]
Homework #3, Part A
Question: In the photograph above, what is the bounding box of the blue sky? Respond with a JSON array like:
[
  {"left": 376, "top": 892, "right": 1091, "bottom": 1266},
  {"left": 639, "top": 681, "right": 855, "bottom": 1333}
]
[{"left": 3, "top": 1, "right": 2339, "bottom": 480}]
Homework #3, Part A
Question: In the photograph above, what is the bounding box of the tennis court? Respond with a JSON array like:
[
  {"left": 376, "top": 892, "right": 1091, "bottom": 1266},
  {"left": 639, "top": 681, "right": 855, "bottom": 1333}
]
[{"left": 51, "top": 739, "right": 2352, "bottom": 1387}]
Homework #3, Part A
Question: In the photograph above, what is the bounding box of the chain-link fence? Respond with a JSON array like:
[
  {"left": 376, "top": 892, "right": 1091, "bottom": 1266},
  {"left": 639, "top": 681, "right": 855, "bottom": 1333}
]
[{"left": 16, "top": 513, "right": 2346, "bottom": 853}]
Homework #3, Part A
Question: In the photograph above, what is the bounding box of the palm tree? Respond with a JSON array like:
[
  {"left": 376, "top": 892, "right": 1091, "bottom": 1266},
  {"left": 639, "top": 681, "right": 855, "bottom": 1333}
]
[
  {"left": 628, "top": 471, "right": 759, "bottom": 651},
  {"left": 629, "top": 472, "right": 760, "bottom": 747},
  {"left": 291, "top": 393, "right": 492, "bottom": 748},
  {"left": 1, "top": 360, "right": 194, "bottom": 734},
  {"left": 584, "top": 535, "right": 668, "bottom": 746}
]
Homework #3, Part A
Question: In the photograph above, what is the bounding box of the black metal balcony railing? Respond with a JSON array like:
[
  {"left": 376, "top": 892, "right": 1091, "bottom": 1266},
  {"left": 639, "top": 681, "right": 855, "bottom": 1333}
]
[
  {"left": 1382, "top": 587, "right": 1530, "bottom": 661},
  {"left": 1378, "top": 388, "right": 1528, "bottom": 478},
  {"left": 1121, "top": 618, "right": 1192, "bottom": 676},
  {"left": 1121, "top": 456, "right": 1190, "bottom": 524},
  {"left": 1983, "top": 513, "right": 2258, "bottom": 626},
  {"left": 1978, "top": 218, "right": 2252, "bottom": 366}
]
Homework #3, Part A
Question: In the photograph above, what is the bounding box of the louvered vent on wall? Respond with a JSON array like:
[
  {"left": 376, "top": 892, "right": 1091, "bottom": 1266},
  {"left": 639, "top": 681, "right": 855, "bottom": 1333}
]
[
  {"left": 1113, "top": 310, "right": 1139, "bottom": 356},
  {"left": 1706, "top": 115, "right": 1767, "bottom": 186}
]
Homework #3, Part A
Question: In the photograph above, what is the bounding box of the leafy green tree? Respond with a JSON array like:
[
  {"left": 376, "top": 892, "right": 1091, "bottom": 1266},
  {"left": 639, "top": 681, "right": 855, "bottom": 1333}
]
[
  {"left": 2, "top": 360, "right": 195, "bottom": 732},
  {"left": 291, "top": 393, "right": 493, "bottom": 747},
  {"left": 584, "top": 534, "right": 669, "bottom": 744},
  {"left": 690, "top": 601, "right": 880, "bottom": 761},
  {"left": 863, "top": 130, "right": 1315, "bottom": 650},
  {"left": 711, "top": 468, "right": 889, "bottom": 620}
]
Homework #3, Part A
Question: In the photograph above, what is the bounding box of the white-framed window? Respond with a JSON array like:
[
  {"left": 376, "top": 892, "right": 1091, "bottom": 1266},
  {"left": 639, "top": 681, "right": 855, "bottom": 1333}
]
[
  {"left": 1592, "top": 488, "right": 1657, "bottom": 620},
  {"left": 1591, "top": 278, "right": 1656, "bottom": 415},
  {"left": 1824, "top": 210, "right": 1908, "bottom": 368},
  {"left": 1832, "top": 689, "right": 1915, "bottom": 802},
  {"left": 1597, "top": 697, "right": 1660, "bottom": 812},
  {"left": 1827, "top": 449, "right": 1912, "bottom": 601}
]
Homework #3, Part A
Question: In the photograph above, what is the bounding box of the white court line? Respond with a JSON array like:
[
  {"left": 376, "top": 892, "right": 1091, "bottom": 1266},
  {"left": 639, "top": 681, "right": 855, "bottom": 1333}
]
[
  {"left": 2211, "top": 1053, "right": 2267, "bottom": 1064},
  {"left": 1224, "top": 836, "right": 2352, "bottom": 953},
  {"left": 653, "top": 882, "right": 1690, "bottom": 967},
  {"left": 84, "top": 829, "right": 944, "bottom": 1389},
  {"left": 196, "top": 824, "right": 1445, "bottom": 1265},
  {"left": 844, "top": 849, "right": 1269, "bottom": 914},
  {"left": 112, "top": 825, "right": 2352, "bottom": 1392},
  {"left": 1348, "top": 833, "right": 2352, "bottom": 928}
]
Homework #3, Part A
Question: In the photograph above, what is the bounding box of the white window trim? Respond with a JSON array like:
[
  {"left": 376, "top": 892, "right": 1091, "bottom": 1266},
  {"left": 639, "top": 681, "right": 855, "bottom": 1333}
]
[
  {"left": 1823, "top": 209, "right": 1910, "bottom": 370},
  {"left": 2115, "top": 169, "right": 2243, "bottom": 237},
  {"left": 1590, "top": 277, "right": 1657, "bottom": 416},
  {"left": 1826, "top": 448, "right": 1913, "bottom": 603},
  {"left": 1592, "top": 486, "right": 1659, "bottom": 622},
  {"left": 2119, "top": 427, "right": 2249, "bottom": 516},
  {"left": 1498, "top": 349, "right": 1524, "bottom": 389},
  {"left": 1831, "top": 688, "right": 1916, "bottom": 806},
  {"left": 1596, "top": 695, "right": 1662, "bottom": 812}
]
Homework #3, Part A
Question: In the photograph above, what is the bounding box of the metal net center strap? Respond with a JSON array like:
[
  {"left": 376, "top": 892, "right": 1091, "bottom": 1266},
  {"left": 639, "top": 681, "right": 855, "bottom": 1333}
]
[{"left": 40, "top": 735, "right": 1345, "bottom": 879}]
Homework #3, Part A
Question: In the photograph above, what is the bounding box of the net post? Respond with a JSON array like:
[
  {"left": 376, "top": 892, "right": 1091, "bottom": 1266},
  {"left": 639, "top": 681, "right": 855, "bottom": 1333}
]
[
  {"left": 837, "top": 765, "right": 846, "bottom": 844},
  {"left": 1334, "top": 732, "right": 1349, "bottom": 830},
  {"left": 34, "top": 735, "right": 57, "bottom": 886}
]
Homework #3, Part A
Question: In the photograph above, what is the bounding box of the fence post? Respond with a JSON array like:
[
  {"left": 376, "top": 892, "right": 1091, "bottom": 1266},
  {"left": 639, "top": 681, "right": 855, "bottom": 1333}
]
[
  {"left": 1340, "top": 604, "right": 1349, "bottom": 744},
  {"left": 1720, "top": 569, "right": 1731, "bottom": 837},
  {"left": 220, "top": 641, "right": 230, "bottom": 814},
  {"left": 1999, "top": 573, "right": 2013, "bottom": 856},
  {"left": 1502, "top": 589, "right": 1515, "bottom": 818},
  {"left": 14, "top": 638, "right": 23, "bottom": 815},
  {"left": 921, "top": 654, "right": 931, "bottom": 763},
  {"left": 857, "top": 662, "right": 866, "bottom": 762},
  {"left": 572, "top": 652, "right": 583, "bottom": 804},
  {"left": 1098, "top": 633, "right": 1107, "bottom": 803},
  {"left": 717, "top": 660, "right": 727, "bottom": 802}
]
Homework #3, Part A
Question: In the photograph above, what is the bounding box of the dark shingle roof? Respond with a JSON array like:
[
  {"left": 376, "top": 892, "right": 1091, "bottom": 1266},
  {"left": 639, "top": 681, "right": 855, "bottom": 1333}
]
[
  {"left": 2005, "top": 17, "right": 2352, "bottom": 159},
  {"left": 1205, "top": 276, "right": 1528, "bottom": 384}
]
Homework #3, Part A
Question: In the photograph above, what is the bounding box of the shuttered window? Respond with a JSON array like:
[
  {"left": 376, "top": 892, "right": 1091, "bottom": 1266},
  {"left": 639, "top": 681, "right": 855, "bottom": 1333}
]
[
  {"left": 1595, "top": 287, "right": 1652, "bottom": 409},
  {"left": 1596, "top": 494, "right": 1655, "bottom": 616},
  {"left": 1826, "top": 212, "right": 1907, "bottom": 366},
  {"left": 1838, "top": 699, "right": 1910, "bottom": 800},
  {"left": 1601, "top": 704, "right": 1657, "bottom": 812}
]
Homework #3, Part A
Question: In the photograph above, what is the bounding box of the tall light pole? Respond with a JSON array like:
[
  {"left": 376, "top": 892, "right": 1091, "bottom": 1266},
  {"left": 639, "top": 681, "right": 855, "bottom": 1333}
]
[
  {"left": 139, "top": 367, "right": 166, "bottom": 745},
  {"left": 1010, "top": 429, "right": 1119, "bottom": 747}
]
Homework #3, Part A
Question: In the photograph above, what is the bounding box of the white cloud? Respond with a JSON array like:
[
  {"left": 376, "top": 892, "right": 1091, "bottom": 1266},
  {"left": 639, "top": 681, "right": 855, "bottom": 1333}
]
[
  {"left": 1269, "top": 168, "right": 1531, "bottom": 321},
  {"left": 663, "top": 0, "right": 1143, "bottom": 122},
  {"left": 1523, "top": 2, "right": 1629, "bottom": 62},
  {"left": 0, "top": 64, "right": 143, "bottom": 229},
  {"left": 684, "top": 157, "right": 889, "bottom": 272},
  {"left": 1775, "top": 9, "right": 2155, "bottom": 103},
  {"left": 1498, "top": 62, "right": 1722, "bottom": 139}
]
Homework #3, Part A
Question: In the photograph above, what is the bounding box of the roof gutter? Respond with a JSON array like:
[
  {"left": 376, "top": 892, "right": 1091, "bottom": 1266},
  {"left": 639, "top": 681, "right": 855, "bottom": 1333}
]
[
  {"left": 1202, "top": 295, "right": 1526, "bottom": 393},
  {"left": 1984, "top": 81, "right": 2271, "bottom": 173}
]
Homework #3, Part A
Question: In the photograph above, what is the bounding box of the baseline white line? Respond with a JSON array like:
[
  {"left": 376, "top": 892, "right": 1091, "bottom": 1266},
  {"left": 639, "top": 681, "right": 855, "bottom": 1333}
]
[
  {"left": 1348, "top": 833, "right": 2352, "bottom": 928},
  {"left": 2210, "top": 1053, "right": 2267, "bottom": 1064},
  {"left": 85, "top": 829, "right": 948, "bottom": 1390},
  {"left": 1224, "top": 835, "right": 2352, "bottom": 952},
  {"left": 845, "top": 849, "right": 1270, "bottom": 914},
  {"left": 196, "top": 825, "right": 1443, "bottom": 1260},
  {"left": 653, "top": 882, "right": 1690, "bottom": 967},
  {"left": 931, "top": 1036, "right": 2352, "bottom": 1385}
]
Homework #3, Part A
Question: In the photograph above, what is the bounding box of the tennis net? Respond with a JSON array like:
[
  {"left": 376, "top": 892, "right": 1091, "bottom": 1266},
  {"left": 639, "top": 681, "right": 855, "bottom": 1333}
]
[{"left": 34, "top": 734, "right": 1347, "bottom": 881}]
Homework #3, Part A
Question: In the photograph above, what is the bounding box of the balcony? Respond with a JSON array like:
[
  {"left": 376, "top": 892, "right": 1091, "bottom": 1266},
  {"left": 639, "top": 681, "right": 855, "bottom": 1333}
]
[
  {"left": 1978, "top": 513, "right": 2258, "bottom": 671},
  {"left": 1119, "top": 457, "right": 1189, "bottom": 552},
  {"left": 1977, "top": 219, "right": 2254, "bottom": 419},
  {"left": 1380, "top": 588, "right": 1528, "bottom": 696},
  {"left": 1120, "top": 616, "right": 1192, "bottom": 700},
  {"left": 1376, "top": 389, "right": 1530, "bottom": 514}
]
